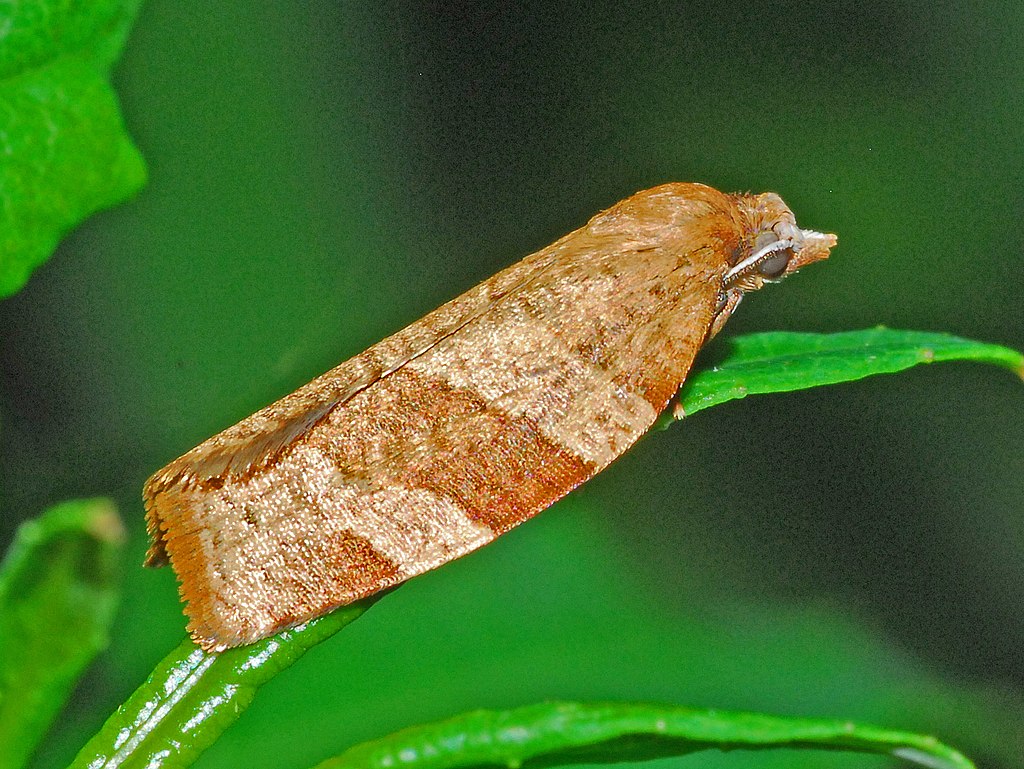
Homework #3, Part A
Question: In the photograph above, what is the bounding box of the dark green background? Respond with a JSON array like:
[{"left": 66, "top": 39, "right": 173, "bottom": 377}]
[{"left": 1, "top": 2, "right": 1022, "bottom": 768}]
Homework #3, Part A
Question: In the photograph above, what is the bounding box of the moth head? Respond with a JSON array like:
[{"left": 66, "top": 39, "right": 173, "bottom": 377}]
[{"left": 709, "top": 192, "right": 837, "bottom": 338}]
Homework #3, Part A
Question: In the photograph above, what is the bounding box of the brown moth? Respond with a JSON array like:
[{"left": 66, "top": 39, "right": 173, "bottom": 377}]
[{"left": 145, "top": 182, "right": 836, "bottom": 650}]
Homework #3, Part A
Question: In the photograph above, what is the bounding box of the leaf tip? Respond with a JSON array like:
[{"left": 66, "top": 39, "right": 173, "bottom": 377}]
[{"left": 891, "top": 745, "right": 974, "bottom": 769}]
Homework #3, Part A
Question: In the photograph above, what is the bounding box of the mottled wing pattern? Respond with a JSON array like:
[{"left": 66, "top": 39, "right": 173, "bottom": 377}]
[
  {"left": 144, "top": 184, "right": 743, "bottom": 649},
  {"left": 144, "top": 245, "right": 558, "bottom": 565}
]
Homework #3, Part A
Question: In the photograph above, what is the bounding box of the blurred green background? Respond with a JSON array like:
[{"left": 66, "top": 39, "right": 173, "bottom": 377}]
[{"left": 1, "top": 2, "right": 1022, "bottom": 768}]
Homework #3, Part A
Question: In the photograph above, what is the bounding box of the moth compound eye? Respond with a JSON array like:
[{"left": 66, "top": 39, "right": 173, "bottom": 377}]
[
  {"left": 724, "top": 236, "right": 795, "bottom": 287},
  {"left": 756, "top": 249, "right": 792, "bottom": 279}
]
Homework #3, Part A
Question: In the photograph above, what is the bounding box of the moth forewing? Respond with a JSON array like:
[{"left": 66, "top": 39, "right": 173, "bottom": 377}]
[{"left": 144, "top": 182, "right": 835, "bottom": 650}]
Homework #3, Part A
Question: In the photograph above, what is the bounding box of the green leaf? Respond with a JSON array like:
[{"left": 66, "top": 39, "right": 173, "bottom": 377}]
[
  {"left": 312, "top": 701, "right": 975, "bottom": 769},
  {"left": 675, "top": 327, "right": 1024, "bottom": 418},
  {"left": 0, "top": 0, "right": 146, "bottom": 299},
  {"left": 69, "top": 597, "right": 377, "bottom": 769},
  {"left": 0, "top": 498, "right": 124, "bottom": 769}
]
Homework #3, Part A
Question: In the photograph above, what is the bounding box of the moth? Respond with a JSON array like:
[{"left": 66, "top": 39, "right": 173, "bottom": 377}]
[{"left": 145, "top": 182, "right": 836, "bottom": 650}]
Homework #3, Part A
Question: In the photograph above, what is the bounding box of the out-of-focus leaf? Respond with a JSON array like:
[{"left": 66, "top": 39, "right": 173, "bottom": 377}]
[
  {"left": 69, "top": 597, "right": 377, "bottom": 769},
  {"left": 0, "top": 0, "right": 146, "bottom": 298},
  {"left": 312, "top": 701, "right": 974, "bottom": 769},
  {"left": 676, "top": 327, "right": 1023, "bottom": 418},
  {"left": 0, "top": 498, "right": 124, "bottom": 769}
]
